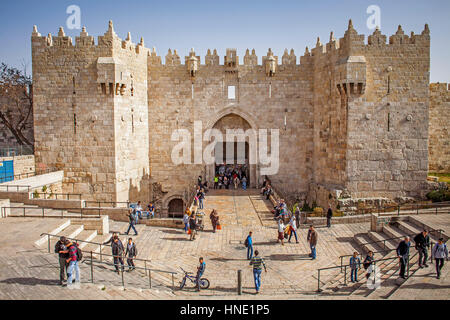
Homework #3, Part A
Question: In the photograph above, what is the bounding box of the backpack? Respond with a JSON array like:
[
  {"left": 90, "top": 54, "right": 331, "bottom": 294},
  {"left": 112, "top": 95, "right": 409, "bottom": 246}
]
[
  {"left": 72, "top": 244, "right": 83, "bottom": 261},
  {"left": 244, "top": 237, "right": 249, "bottom": 248}
]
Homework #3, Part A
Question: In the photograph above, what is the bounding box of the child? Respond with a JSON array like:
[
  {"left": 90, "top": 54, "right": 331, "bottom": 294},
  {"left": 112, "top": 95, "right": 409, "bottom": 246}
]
[{"left": 350, "top": 252, "right": 361, "bottom": 283}]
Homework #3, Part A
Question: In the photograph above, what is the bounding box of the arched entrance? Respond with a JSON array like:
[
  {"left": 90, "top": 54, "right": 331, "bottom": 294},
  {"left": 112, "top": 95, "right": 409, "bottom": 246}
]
[
  {"left": 168, "top": 199, "right": 184, "bottom": 218},
  {"left": 206, "top": 112, "right": 259, "bottom": 188}
]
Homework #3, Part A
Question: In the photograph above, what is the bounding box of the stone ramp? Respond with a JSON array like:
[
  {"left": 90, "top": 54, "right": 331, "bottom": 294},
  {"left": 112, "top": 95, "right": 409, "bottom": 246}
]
[{"left": 203, "top": 189, "right": 274, "bottom": 228}]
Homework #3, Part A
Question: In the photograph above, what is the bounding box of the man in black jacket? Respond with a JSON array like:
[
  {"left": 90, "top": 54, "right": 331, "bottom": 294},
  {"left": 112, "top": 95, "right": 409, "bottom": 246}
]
[
  {"left": 112, "top": 236, "right": 125, "bottom": 274},
  {"left": 55, "top": 236, "right": 69, "bottom": 285},
  {"left": 396, "top": 236, "right": 411, "bottom": 279},
  {"left": 414, "top": 230, "right": 430, "bottom": 268},
  {"left": 189, "top": 215, "right": 197, "bottom": 241},
  {"left": 326, "top": 205, "right": 333, "bottom": 228},
  {"left": 125, "top": 238, "right": 138, "bottom": 271}
]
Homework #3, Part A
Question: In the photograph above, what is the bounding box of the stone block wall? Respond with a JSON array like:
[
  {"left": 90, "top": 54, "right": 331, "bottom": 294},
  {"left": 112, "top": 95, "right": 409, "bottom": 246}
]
[
  {"left": 32, "top": 23, "right": 149, "bottom": 203},
  {"left": 429, "top": 83, "right": 450, "bottom": 172},
  {"left": 31, "top": 20, "right": 433, "bottom": 212}
]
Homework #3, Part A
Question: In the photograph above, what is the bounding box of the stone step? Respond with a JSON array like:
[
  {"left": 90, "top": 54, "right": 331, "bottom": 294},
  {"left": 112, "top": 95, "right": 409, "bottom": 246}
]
[
  {"left": 367, "top": 253, "right": 420, "bottom": 299},
  {"left": 395, "top": 220, "right": 441, "bottom": 243},
  {"left": 83, "top": 234, "right": 112, "bottom": 255},
  {"left": 58, "top": 224, "right": 84, "bottom": 239},
  {"left": 382, "top": 225, "right": 405, "bottom": 242},
  {"left": 354, "top": 234, "right": 382, "bottom": 254},
  {"left": 367, "top": 232, "right": 397, "bottom": 252},
  {"left": 34, "top": 219, "right": 72, "bottom": 247},
  {"left": 407, "top": 216, "right": 449, "bottom": 242},
  {"left": 76, "top": 230, "right": 98, "bottom": 249}
]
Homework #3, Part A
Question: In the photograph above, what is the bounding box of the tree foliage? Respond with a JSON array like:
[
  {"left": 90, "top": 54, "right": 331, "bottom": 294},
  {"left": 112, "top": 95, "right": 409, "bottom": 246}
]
[{"left": 0, "top": 63, "right": 33, "bottom": 146}]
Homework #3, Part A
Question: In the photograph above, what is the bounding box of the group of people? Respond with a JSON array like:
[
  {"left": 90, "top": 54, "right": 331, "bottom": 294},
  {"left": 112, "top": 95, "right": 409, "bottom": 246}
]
[
  {"left": 55, "top": 236, "right": 82, "bottom": 288},
  {"left": 102, "top": 233, "right": 139, "bottom": 274},
  {"left": 397, "top": 231, "right": 448, "bottom": 280},
  {"left": 182, "top": 208, "right": 221, "bottom": 240},
  {"left": 213, "top": 165, "right": 248, "bottom": 190},
  {"left": 347, "top": 230, "right": 448, "bottom": 284}
]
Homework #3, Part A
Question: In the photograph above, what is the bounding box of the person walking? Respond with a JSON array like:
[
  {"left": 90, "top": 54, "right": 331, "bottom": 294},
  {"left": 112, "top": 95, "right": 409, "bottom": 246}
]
[
  {"left": 414, "top": 230, "right": 430, "bottom": 268},
  {"left": 65, "top": 240, "right": 80, "bottom": 289},
  {"left": 183, "top": 211, "right": 190, "bottom": 233},
  {"left": 432, "top": 238, "right": 448, "bottom": 279},
  {"left": 245, "top": 231, "right": 254, "bottom": 260},
  {"left": 125, "top": 208, "right": 138, "bottom": 236},
  {"left": 189, "top": 214, "right": 197, "bottom": 241},
  {"left": 396, "top": 236, "right": 411, "bottom": 279},
  {"left": 249, "top": 250, "right": 267, "bottom": 294},
  {"left": 214, "top": 175, "right": 219, "bottom": 189},
  {"left": 307, "top": 225, "right": 318, "bottom": 260},
  {"left": 363, "top": 251, "right": 374, "bottom": 279},
  {"left": 195, "top": 257, "right": 206, "bottom": 292},
  {"left": 103, "top": 232, "right": 119, "bottom": 246},
  {"left": 125, "top": 238, "right": 137, "bottom": 272},
  {"left": 242, "top": 176, "right": 247, "bottom": 190},
  {"left": 198, "top": 189, "right": 205, "bottom": 210},
  {"left": 326, "top": 205, "right": 333, "bottom": 228},
  {"left": 277, "top": 219, "right": 285, "bottom": 246},
  {"left": 288, "top": 215, "right": 299, "bottom": 244},
  {"left": 55, "top": 236, "right": 69, "bottom": 286},
  {"left": 349, "top": 252, "right": 361, "bottom": 283},
  {"left": 112, "top": 236, "right": 125, "bottom": 274},
  {"left": 210, "top": 209, "right": 219, "bottom": 233}
]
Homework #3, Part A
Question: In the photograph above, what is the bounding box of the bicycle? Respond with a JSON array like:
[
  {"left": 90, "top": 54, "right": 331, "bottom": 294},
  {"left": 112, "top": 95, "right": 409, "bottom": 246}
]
[{"left": 179, "top": 267, "right": 210, "bottom": 290}]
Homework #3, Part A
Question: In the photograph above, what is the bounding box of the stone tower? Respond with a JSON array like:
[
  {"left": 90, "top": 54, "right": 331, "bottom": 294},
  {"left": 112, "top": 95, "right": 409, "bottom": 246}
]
[{"left": 32, "top": 22, "right": 150, "bottom": 202}]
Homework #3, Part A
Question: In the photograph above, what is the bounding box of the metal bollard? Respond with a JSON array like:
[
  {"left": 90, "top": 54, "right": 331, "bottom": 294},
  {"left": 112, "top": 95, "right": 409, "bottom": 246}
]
[
  {"left": 237, "top": 270, "right": 242, "bottom": 295},
  {"left": 90, "top": 251, "right": 94, "bottom": 283}
]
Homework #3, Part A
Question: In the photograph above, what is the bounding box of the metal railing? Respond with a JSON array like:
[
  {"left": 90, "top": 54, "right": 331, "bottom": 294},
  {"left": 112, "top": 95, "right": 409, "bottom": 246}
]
[
  {"left": 41, "top": 233, "right": 178, "bottom": 291},
  {"left": 84, "top": 201, "right": 130, "bottom": 208},
  {"left": 2, "top": 206, "right": 101, "bottom": 219},
  {"left": 0, "top": 168, "right": 55, "bottom": 183},
  {"left": 317, "top": 251, "right": 419, "bottom": 293},
  {"left": 339, "top": 229, "right": 444, "bottom": 271},
  {"left": 0, "top": 145, "right": 34, "bottom": 157},
  {"left": 0, "top": 185, "right": 31, "bottom": 192},
  {"left": 31, "top": 192, "right": 82, "bottom": 200}
]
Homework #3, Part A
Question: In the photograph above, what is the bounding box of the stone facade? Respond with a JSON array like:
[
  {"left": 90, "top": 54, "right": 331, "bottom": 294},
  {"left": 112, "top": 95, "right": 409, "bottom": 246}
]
[
  {"left": 31, "top": 20, "right": 433, "bottom": 213},
  {"left": 429, "top": 83, "right": 450, "bottom": 173}
]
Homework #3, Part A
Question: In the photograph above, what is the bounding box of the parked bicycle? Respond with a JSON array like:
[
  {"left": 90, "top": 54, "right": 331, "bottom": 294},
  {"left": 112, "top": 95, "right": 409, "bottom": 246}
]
[{"left": 179, "top": 267, "right": 210, "bottom": 290}]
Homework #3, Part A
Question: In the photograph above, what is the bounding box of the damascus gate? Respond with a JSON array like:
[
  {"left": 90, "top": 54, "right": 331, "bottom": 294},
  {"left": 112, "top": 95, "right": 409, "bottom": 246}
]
[{"left": 31, "top": 20, "right": 433, "bottom": 216}]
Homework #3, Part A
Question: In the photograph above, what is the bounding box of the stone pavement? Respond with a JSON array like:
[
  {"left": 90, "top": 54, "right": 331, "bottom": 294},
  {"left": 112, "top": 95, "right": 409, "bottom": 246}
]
[{"left": 0, "top": 190, "right": 448, "bottom": 299}]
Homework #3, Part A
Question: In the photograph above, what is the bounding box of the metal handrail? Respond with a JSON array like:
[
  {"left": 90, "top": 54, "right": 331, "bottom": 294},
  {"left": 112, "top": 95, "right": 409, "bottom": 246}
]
[
  {"left": 2, "top": 206, "right": 101, "bottom": 219},
  {"left": 0, "top": 185, "right": 32, "bottom": 192},
  {"left": 31, "top": 192, "right": 82, "bottom": 200},
  {"left": 317, "top": 252, "right": 419, "bottom": 293},
  {"left": 352, "top": 228, "right": 445, "bottom": 254},
  {"left": 339, "top": 229, "right": 445, "bottom": 271},
  {"left": 0, "top": 168, "right": 55, "bottom": 182},
  {"left": 41, "top": 233, "right": 177, "bottom": 291},
  {"left": 84, "top": 201, "right": 130, "bottom": 208}
]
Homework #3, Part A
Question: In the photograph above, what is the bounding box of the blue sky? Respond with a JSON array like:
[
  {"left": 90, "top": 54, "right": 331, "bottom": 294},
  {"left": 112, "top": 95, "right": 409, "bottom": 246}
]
[{"left": 0, "top": 0, "right": 449, "bottom": 82}]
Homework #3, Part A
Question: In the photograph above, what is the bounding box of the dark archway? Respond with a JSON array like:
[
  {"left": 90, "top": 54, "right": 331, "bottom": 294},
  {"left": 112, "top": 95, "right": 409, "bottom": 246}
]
[{"left": 168, "top": 198, "right": 184, "bottom": 218}]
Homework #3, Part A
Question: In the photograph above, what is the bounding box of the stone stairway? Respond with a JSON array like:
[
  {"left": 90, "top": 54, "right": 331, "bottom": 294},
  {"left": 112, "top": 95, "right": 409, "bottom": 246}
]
[
  {"left": 0, "top": 250, "right": 177, "bottom": 300},
  {"left": 318, "top": 215, "right": 448, "bottom": 298}
]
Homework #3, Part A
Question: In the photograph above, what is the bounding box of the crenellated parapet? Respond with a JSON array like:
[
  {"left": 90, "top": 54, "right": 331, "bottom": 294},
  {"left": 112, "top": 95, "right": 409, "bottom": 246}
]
[
  {"left": 205, "top": 49, "right": 219, "bottom": 66},
  {"left": 244, "top": 49, "right": 258, "bottom": 66},
  {"left": 32, "top": 21, "right": 149, "bottom": 57}
]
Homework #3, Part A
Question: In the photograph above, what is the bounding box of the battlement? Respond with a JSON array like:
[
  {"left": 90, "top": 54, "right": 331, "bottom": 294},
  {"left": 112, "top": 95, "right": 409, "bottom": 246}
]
[
  {"left": 430, "top": 82, "right": 450, "bottom": 92},
  {"left": 32, "top": 19, "right": 430, "bottom": 68},
  {"left": 31, "top": 21, "right": 149, "bottom": 57},
  {"left": 307, "top": 20, "right": 430, "bottom": 60}
]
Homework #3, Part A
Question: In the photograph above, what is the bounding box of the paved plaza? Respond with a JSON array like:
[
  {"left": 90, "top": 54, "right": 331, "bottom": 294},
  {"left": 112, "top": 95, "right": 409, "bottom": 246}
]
[{"left": 0, "top": 189, "right": 448, "bottom": 300}]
